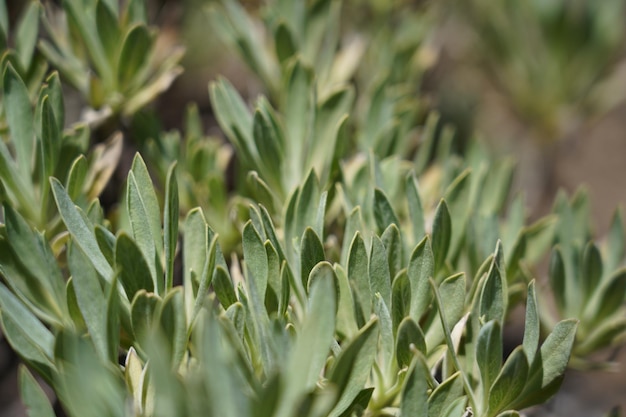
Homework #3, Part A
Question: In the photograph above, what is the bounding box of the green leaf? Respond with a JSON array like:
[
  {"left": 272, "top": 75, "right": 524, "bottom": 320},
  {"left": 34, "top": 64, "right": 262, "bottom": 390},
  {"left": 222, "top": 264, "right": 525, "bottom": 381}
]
[
  {"left": 488, "top": 346, "right": 528, "bottom": 416},
  {"left": 548, "top": 247, "right": 566, "bottom": 314},
  {"left": 116, "top": 232, "right": 154, "bottom": 298},
  {"left": 369, "top": 235, "right": 392, "bottom": 311},
  {"left": 158, "top": 287, "right": 187, "bottom": 367},
  {"left": 335, "top": 264, "right": 358, "bottom": 339},
  {"left": 428, "top": 372, "right": 464, "bottom": 417},
  {"left": 0, "top": 141, "right": 36, "bottom": 218},
  {"left": 396, "top": 317, "right": 427, "bottom": 368},
  {"left": 432, "top": 199, "right": 451, "bottom": 273},
  {"left": 517, "top": 319, "right": 578, "bottom": 409},
  {"left": 117, "top": 24, "right": 153, "bottom": 89},
  {"left": 51, "top": 178, "right": 113, "bottom": 280},
  {"left": 96, "top": 0, "right": 122, "bottom": 64},
  {"left": 581, "top": 242, "right": 603, "bottom": 305},
  {"left": 105, "top": 273, "right": 120, "bottom": 364},
  {"left": 15, "top": 2, "right": 40, "bottom": 72},
  {"left": 523, "top": 281, "right": 540, "bottom": 364},
  {"left": 575, "top": 316, "right": 626, "bottom": 355},
  {"left": 300, "top": 227, "right": 325, "bottom": 291},
  {"left": 3, "top": 63, "right": 35, "bottom": 179},
  {"left": 479, "top": 242, "right": 507, "bottom": 325},
  {"left": 407, "top": 171, "right": 426, "bottom": 244},
  {"left": 183, "top": 208, "right": 208, "bottom": 318},
  {"left": 476, "top": 320, "right": 502, "bottom": 405},
  {"left": 337, "top": 388, "right": 374, "bottom": 417},
  {"left": 296, "top": 170, "right": 322, "bottom": 242},
  {"left": 426, "top": 273, "right": 466, "bottom": 350},
  {"left": 190, "top": 235, "right": 218, "bottom": 324},
  {"left": 328, "top": 318, "right": 380, "bottom": 417},
  {"left": 606, "top": 209, "right": 625, "bottom": 273},
  {"left": 340, "top": 208, "right": 362, "bottom": 266},
  {"left": 243, "top": 220, "right": 268, "bottom": 302},
  {"left": 373, "top": 188, "right": 400, "bottom": 232},
  {"left": 348, "top": 232, "right": 371, "bottom": 319},
  {"left": 252, "top": 105, "right": 284, "bottom": 191},
  {"left": 95, "top": 225, "right": 116, "bottom": 265},
  {"left": 276, "top": 268, "right": 336, "bottom": 417},
  {"left": 391, "top": 271, "right": 411, "bottom": 334},
  {"left": 400, "top": 354, "right": 430, "bottom": 417},
  {"left": 208, "top": 78, "right": 254, "bottom": 167},
  {"left": 408, "top": 236, "right": 434, "bottom": 323},
  {"left": 275, "top": 21, "right": 297, "bottom": 65},
  {"left": 213, "top": 265, "right": 237, "bottom": 309},
  {"left": 39, "top": 96, "right": 61, "bottom": 194},
  {"left": 63, "top": 0, "right": 113, "bottom": 88},
  {"left": 382, "top": 224, "right": 403, "bottom": 279},
  {"left": 65, "top": 155, "right": 88, "bottom": 201},
  {"left": 595, "top": 269, "right": 626, "bottom": 322},
  {"left": 3, "top": 204, "right": 66, "bottom": 314},
  {"left": 130, "top": 290, "right": 161, "bottom": 340},
  {"left": 68, "top": 243, "right": 108, "bottom": 362},
  {"left": 283, "top": 60, "right": 314, "bottom": 185},
  {"left": 19, "top": 365, "right": 55, "bottom": 417},
  {"left": 0, "top": 1, "right": 7, "bottom": 42},
  {"left": 164, "top": 163, "right": 179, "bottom": 290},
  {"left": 128, "top": 154, "right": 162, "bottom": 289},
  {"left": 0, "top": 284, "right": 54, "bottom": 369},
  {"left": 373, "top": 293, "right": 393, "bottom": 371}
]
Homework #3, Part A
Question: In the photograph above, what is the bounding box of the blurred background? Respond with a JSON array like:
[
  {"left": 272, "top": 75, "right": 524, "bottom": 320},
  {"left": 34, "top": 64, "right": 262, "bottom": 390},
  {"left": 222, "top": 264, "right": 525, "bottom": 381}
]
[{"left": 2, "top": 0, "right": 626, "bottom": 415}]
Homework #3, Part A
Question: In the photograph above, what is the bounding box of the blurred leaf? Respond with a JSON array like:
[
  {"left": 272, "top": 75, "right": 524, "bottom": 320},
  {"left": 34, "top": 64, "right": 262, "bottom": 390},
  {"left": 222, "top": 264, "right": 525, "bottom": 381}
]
[
  {"left": 400, "top": 354, "right": 430, "bottom": 417},
  {"left": 0, "top": 283, "right": 55, "bottom": 373},
  {"left": 432, "top": 199, "right": 451, "bottom": 273},
  {"left": 96, "top": 0, "right": 121, "bottom": 64},
  {"left": 164, "top": 163, "right": 179, "bottom": 290},
  {"left": 328, "top": 318, "right": 379, "bottom": 417},
  {"left": 19, "top": 365, "right": 55, "bottom": 417},
  {"left": 131, "top": 290, "right": 161, "bottom": 341},
  {"left": 275, "top": 21, "right": 297, "bottom": 64},
  {"left": 276, "top": 267, "right": 336, "bottom": 417},
  {"left": 548, "top": 247, "right": 566, "bottom": 314},
  {"left": 158, "top": 287, "right": 187, "bottom": 367},
  {"left": 407, "top": 171, "right": 426, "bottom": 244},
  {"left": 3, "top": 63, "right": 35, "bottom": 179},
  {"left": 391, "top": 271, "right": 411, "bottom": 335},
  {"left": 16, "top": 2, "right": 41, "bottom": 74},
  {"left": 116, "top": 232, "right": 154, "bottom": 298}
]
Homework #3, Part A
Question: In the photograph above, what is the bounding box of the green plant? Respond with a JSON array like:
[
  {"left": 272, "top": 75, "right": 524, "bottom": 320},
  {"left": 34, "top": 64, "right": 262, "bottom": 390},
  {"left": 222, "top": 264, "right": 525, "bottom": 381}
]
[
  {"left": 0, "top": 65, "right": 120, "bottom": 234},
  {"left": 0, "top": 0, "right": 625, "bottom": 416},
  {"left": 0, "top": 155, "right": 579, "bottom": 417},
  {"left": 39, "top": 0, "right": 183, "bottom": 124}
]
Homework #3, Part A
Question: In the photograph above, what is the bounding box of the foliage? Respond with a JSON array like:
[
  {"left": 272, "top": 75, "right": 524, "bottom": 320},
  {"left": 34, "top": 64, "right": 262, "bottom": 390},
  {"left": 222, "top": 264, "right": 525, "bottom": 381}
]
[
  {"left": 0, "top": 0, "right": 624, "bottom": 416},
  {"left": 39, "top": 0, "right": 183, "bottom": 124}
]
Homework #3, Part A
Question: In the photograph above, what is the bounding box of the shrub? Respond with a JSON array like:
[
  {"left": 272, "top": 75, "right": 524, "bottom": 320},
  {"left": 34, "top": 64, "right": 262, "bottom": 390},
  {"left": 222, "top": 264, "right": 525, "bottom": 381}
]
[{"left": 0, "top": 1, "right": 624, "bottom": 416}]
